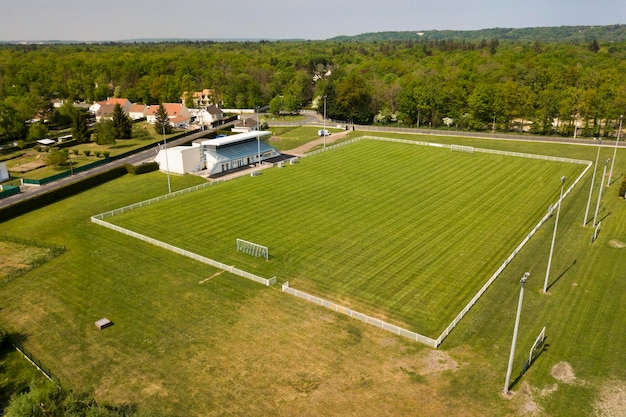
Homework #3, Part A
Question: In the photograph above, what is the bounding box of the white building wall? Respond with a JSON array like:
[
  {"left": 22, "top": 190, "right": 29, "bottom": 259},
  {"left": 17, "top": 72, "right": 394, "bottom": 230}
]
[
  {"left": 0, "top": 162, "right": 9, "bottom": 181},
  {"left": 154, "top": 146, "right": 201, "bottom": 175}
]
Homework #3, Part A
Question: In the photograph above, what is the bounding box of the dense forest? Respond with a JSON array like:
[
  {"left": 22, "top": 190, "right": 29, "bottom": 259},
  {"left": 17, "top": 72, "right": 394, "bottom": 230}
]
[{"left": 1, "top": 26, "right": 626, "bottom": 144}]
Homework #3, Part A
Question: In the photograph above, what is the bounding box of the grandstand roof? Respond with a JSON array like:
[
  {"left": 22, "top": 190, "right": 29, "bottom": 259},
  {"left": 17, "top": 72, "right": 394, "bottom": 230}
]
[
  {"left": 200, "top": 131, "right": 272, "bottom": 147},
  {"left": 210, "top": 140, "right": 276, "bottom": 163}
]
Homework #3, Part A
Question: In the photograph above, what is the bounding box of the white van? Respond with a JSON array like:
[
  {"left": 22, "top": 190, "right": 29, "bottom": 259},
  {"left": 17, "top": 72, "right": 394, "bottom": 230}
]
[{"left": 318, "top": 129, "right": 330, "bottom": 136}]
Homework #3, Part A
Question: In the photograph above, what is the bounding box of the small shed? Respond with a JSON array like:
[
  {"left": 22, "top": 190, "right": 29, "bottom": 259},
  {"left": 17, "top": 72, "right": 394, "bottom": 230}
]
[
  {"left": 36, "top": 138, "right": 56, "bottom": 147},
  {"left": 95, "top": 318, "right": 113, "bottom": 330}
]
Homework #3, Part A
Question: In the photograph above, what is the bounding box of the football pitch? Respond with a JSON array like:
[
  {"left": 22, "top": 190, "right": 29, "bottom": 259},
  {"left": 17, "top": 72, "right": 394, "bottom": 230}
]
[{"left": 104, "top": 138, "right": 587, "bottom": 338}]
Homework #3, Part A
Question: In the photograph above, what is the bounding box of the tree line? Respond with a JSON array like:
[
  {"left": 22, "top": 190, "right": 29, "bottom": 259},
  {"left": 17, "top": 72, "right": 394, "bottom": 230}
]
[{"left": 1, "top": 36, "right": 625, "bottom": 144}]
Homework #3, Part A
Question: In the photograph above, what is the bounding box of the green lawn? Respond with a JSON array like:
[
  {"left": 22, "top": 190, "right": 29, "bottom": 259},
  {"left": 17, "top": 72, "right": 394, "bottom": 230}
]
[
  {"left": 268, "top": 126, "right": 345, "bottom": 151},
  {"left": 0, "top": 133, "right": 624, "bottom": 416},
  {"left": 105, "top": 139, "right": 586, "bottom": 338}
]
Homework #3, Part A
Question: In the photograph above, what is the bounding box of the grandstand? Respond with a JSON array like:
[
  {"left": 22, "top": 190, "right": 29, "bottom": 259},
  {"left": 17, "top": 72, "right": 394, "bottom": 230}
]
[
  {"left": 154, "top": 131, "right": 280, "bottom": 176},
  {"left": 200, "top": 131, "right": 279, "bottom": 176}
]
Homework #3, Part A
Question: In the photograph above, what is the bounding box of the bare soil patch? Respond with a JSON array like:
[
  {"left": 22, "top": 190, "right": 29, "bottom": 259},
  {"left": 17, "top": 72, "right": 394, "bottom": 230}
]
[
  {"left": 551, "top": 361, "right": 576, "bottom": 384},
  {"left": 0, "top": 241, "right": 55, "bottom": 278},
  {"left": 283, "top": 130, "right": 352, "bottom": 156},
  {"left": 608, "top": 239, "right": 625, "bottom": 249},
  {"left": 417, "top": 349, "right": 459, "bottom": 374},
  {"left": 9, "top": 160, "right": 46, "bottom": 173},
  {"left": 594, "top": 380, "right": 626, "bottom": 417}
]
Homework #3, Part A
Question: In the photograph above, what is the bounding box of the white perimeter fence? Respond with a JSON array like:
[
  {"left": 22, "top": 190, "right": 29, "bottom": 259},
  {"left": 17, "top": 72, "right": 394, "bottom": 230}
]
[
  {"left": 299, "top": 136, "right": 592, "bottom": 347},
  {"left": 92, "top": 135, "right": 591, "bottom": 347},
  {"left": 281, "top": 282, "right": 437, "bottom": 347},
  {"left": 90, "top": 216, "right": 276, "bottom": 287}
]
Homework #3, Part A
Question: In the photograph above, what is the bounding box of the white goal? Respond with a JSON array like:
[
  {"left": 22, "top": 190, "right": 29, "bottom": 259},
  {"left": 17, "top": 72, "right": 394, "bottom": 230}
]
[
  {"left": 450, "top": 144, "right": 475, "bottom": 154},
  {"left": 236, "top": 238, "right": 269, "bottom": 261}
]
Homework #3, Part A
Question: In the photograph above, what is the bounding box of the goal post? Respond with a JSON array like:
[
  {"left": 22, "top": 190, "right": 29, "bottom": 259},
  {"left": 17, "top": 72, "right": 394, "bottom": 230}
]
[
  {"left": 450, "top": 144, "right": 475, "bottom": 154},
  {"left": 236, "top": 238, "right": 269, "bottom": 261},
  {"left": 523, "top": 327, "right": 546, "bottom": 374}
]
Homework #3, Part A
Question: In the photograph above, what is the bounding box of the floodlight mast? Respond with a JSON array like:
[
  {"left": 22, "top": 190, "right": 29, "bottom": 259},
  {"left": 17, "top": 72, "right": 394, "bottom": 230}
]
[
  {"left": 323, "top": 95, "right": 327, "bottom": 149},
  {"left": 583, "top": 139, "right": 602, "bottom": 226},
  {"left": 543, "top": 176, "right": 566, "bottom": 293},
  {"left": 256, "top": 106, "right": 261, "bottom": 167},
  {"left": 504, "top": 272, "right": 530, "bottom": 395},
  {"left": 163, "top": 123, "right": 171, "bottom": 194},
  {"left": 607, "top": 115, "right": 622, "bottom": 186},
  {"left": 593, "top": 159, "right": 611, "bottom": 228}
]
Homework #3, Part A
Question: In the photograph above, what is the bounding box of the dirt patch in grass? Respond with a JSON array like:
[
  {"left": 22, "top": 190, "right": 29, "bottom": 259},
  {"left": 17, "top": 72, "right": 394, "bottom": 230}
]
[
  {"left": 0, "top": 241, "right": 56, "bottom": 279},
  {"left": 608, "top": 239, "right": 625, "bottom": 249},
  {"left": 416, "top": 349, "right": 459, "bottom": 374},
  {"left": 594, "top": 380, "right": 626, "bottom": 417},
  {"left": 199, "top": 271, "right": 224, "bottom": 284},
  {"left": 517, "top": 381, "right": 544, "bottom": 416},
  {"left": 9, "top": 160, "right": 46, "bottom": 173},
  {"left": 550, "top": 361, "right": 577, "bottom": 384}
]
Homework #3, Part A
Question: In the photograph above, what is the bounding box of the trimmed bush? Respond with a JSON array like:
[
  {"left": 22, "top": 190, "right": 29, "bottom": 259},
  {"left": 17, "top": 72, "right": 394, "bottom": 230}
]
[
  {"left": 125, "top": 161, "right": 159, "bottom": 175},
  {"left": 94, "top": 151, "right": 102, "bottom": 158},
  {"left": 102, "top": 151, "right": 110, "bottom": 159},
  {"left": 83, "top": 150, "right": 91, "bottom": 157},
  {"left": 620, "top": 178, "right": 626, "bottom": 198}
]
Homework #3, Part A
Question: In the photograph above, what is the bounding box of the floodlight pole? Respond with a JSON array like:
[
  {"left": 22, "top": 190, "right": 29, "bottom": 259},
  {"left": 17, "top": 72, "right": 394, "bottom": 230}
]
[
  {"left": 163, "top": 123, "right": 171, "bottom": 194},
  {"left": 323, "top": 95, "right": 327, "bottom": 149},
  {"left": 583, "top": 139, "right": 602, "bottom": 226},
  {"left": 607, "top": 115, "right": 622, "bottom": 186},
  {"left": 543, "top": 176, "right": 566, "bottom": 294},
  {"left": 593, "top": 159, "right": 610, "bottom": 227},
  {"left": 256, "top": 106, "right": 261, "bottom": 167},
  {"left": 504, "top": 272, "right": 530, "bottom": 395}
]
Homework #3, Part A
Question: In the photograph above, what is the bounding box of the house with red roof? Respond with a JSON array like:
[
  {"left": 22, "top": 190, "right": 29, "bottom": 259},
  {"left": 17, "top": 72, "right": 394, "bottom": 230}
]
[{"left": 146, "top": 103, "right": 192, "bottom": 128}]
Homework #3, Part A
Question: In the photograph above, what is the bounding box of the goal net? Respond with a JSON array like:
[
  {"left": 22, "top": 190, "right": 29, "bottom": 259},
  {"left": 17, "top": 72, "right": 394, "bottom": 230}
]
[
  {"left": 450, "top": 144, "right": 475, "bottom": 154},
  {"left": 236, "top": 238, "right": 269, "bottom": 261}
]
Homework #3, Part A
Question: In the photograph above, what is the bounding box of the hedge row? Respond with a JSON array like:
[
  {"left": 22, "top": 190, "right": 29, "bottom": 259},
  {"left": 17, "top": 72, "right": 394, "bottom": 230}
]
[
  {"left": 0, "top": 166, "right": 127, "bottom": 223},
  {"left": 125, "top": 161, "right": 159, "bottom": 175}
]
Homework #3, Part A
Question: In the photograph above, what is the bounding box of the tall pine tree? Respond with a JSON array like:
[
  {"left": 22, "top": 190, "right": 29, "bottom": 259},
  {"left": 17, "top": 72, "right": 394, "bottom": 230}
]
[
  {"left": 112, "top": 103, "right": 132, "bottom": 139},
  {"left": 154, "top": 104, "right": 171, "bottom": 135},
  {"left": 71, "top": 110, "right": 90, "bottom": 143}
]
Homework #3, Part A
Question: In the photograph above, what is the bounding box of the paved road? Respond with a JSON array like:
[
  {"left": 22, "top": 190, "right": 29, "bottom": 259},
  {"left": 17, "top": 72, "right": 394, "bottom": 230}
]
[
  {"left": 0, "top": 126, "right": 223, "bottom": 210},
  {"left": 2, "top": 118, "right": 623, "bottom": 212}
]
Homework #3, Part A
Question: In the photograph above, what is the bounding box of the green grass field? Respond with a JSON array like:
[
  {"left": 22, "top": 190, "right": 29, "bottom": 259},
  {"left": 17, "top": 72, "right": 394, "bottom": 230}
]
[
  {"left": 0, "top": 132, "right": 624, "bottom": 416},
  {"left": 105, "top": 139, "right": 586, "bottom": 338}
]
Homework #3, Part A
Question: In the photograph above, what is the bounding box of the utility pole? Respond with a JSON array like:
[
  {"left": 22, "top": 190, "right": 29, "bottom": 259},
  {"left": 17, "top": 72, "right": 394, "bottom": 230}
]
[
  {"left": 607, "top": 115, "right": 622, "bottom": 186},
  {"left": 504, "top": 272, "right": 530, "bottom": 395},
  {"left": 543, "top": 176, "right": 566, "bottom": 293},
  {"left": 593, "top": 159, "right": 610, "bottom": 227},
  {"left": 583, "top": 139, "right": 601, "bottom": 226}
]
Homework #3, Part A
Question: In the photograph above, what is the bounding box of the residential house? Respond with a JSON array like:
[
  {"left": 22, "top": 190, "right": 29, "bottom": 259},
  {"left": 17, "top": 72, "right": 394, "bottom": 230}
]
[
  {"left": 231, "top": 116, "right": 258, "bottom": 133},
  {"left": 146, "top": 103, "right": 192, "bottom": 128},
  {"left": 128, "top": 104, "right": 147, "bottom": 120},
  {"left": 190, "top": 104, "right": 224, "bottom": 128},
  {"left": 89, "top": 98, "right": 132, "bottom": 122},
  {"left": 184, "top": 89, "right": 214, "bottom": 108}
]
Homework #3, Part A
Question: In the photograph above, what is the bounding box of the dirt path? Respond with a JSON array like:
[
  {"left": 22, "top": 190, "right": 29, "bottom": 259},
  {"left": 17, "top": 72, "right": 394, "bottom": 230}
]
[{"left": 283, "top": 130, "right": 352, "bottom": 156}]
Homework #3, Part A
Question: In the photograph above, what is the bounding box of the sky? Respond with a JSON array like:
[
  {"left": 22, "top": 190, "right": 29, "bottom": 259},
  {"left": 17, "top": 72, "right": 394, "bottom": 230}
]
[{"left": 1, "top": 0, "right": 625, "bottom": 42}]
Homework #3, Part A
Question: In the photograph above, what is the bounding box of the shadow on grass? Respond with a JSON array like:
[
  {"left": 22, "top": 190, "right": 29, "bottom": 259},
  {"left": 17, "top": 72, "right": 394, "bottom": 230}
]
[
  {"left": 597, "top": 211, "right": 612, "bottom": 224},
  {"left": 546, "top": 259, "right": 577, "bottom": 292},
  {"left": 508, "top": 341, "right": 550, "bottom": 392}
]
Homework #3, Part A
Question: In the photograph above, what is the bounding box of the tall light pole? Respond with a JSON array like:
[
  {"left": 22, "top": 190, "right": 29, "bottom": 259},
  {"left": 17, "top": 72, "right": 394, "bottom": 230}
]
[
  {"left": 492, "top": 112, "right": 496, "bottom": 133},
  {"left": 417, "top": 108, "right": 420, "bottom": 129},
  {"left": 323, "top": 95, "right": 327, "bottom": 149},
  {"left": 543, "top": 176, "right": 566, "bottom": 293},
  {"left": 504, "top": 272, "right": 530, "bottom": 395},
  {"left": 163, "top": 123, "right": 171, "bottom": 194},
  {"left": 583, "top": 139, "right": 602, "bottom": 226},
  {"left": 607, "top": 114, "right": 622, "bottom": 186},
  {"left": 593, "top": 158, "right": 610, "bottom": 227},
  {"left": 256, "top": 106, "right": 261, "bottom": 167}
]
